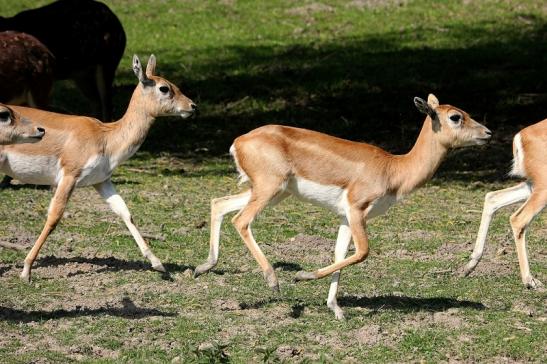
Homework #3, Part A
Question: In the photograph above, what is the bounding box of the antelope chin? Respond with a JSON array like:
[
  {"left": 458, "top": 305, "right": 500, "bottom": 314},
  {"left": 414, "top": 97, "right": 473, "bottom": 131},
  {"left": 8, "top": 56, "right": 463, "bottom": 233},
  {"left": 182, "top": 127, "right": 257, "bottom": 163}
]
[
  {"left": 475, "top": 137, "right": 491, "bottom": 146},
  {"left": 180, "top": 111, "right": 193, "bottom": 119},
  {"left": 16, "top": 135, "right": 42, "bottom": 144}
]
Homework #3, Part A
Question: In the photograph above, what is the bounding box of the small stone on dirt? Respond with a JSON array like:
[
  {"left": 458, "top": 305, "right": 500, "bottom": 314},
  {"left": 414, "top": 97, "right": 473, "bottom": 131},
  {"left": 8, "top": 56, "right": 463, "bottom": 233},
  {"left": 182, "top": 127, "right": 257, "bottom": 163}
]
[
  {"left": 276, "top": 345, "right": 301, "bottom": 360},
  {"left": 511, "top": 302, "right": 534, "bottom": 317}
]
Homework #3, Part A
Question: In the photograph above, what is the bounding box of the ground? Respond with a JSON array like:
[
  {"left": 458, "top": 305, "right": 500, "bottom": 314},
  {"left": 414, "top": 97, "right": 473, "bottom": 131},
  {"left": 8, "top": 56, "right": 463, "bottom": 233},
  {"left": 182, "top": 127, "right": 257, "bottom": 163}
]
[
  {"left": 0, "top": 157, "right": 545, "bottom": 362},
  {"left": 0, "top": 0, "right": 546, "bottom": 363}
]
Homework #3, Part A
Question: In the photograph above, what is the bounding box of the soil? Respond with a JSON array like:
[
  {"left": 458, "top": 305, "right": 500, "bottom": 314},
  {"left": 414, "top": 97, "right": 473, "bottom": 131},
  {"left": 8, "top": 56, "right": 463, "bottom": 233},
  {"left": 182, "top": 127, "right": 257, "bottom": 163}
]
[{"left": 266, "top": 233, "right": 335, "bottom": 267}]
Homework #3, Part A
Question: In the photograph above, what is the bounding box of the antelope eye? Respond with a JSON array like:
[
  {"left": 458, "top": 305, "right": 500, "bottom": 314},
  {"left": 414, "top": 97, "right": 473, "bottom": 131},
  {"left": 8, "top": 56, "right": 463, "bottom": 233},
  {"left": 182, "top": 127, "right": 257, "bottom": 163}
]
[
  {"left": 449, "top": 114, "right": 461, "bottom": 123},
  {"left": 159, "top": 86, "right": 169, "bottom": 94},
  {"left": 0, "top": 111, "right": 10, "bottom": 122}
]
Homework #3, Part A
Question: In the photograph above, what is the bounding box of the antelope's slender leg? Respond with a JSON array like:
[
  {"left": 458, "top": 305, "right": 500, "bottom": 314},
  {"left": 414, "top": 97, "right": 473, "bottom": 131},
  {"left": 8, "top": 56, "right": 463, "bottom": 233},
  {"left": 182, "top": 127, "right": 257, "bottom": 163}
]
[
  {"left": 510, "top": 189, "right": 545, "bottom": 289},
  {"left": 463, "top": 182, "right": 531, "bottom": 275},
  {"left": 194, "top": 191, "right": 252, "bottom": 277},
  {"left": 326, "top": 219, "right": 352, "bottom": 320},
  {"left": 21, "top": 175, "right": 76, "bottom": 282},
  {"left": 296, "top": 206, "right": 369, "bottom": 281},
  {"left": 94, "top": 179, "right": 165, "bottom": 272},
  {"left": 232, "top": 182, "right": 286, "bottom": 292}
]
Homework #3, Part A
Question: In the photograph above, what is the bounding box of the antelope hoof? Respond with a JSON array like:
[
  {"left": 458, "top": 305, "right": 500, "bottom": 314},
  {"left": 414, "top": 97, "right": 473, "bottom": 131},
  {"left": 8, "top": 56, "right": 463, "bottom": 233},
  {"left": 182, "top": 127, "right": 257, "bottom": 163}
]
[
  {"left": 194, "top": 262, "right": 214, "bottom": 278},
  {"left": 294, "top": 270, "right": 317, "bottom": 282},
  {"left": 327, "top": 301, "right": 345, "bottom": 320},
  {"left": 20, "top": 266, "right": 31, "bottom": 283},
  {"left": 525, "top": 277, "right": 543, "bottom": 290},
  {"left": 151, "top": 262, "right": 166, "bottom": 273},
  {"left": 461, "top": 260, "right": 478, "bottom": 277},
  {"left": 264, "top": 270, "right": 279, "bottom": 293}
]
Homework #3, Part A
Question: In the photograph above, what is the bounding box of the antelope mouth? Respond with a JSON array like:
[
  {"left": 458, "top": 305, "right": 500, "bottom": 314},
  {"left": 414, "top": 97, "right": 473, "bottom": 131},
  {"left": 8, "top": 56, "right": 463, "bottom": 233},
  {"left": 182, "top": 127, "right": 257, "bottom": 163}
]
[{"left": 179, "top": 110, "right": 195, "bottom": 119}]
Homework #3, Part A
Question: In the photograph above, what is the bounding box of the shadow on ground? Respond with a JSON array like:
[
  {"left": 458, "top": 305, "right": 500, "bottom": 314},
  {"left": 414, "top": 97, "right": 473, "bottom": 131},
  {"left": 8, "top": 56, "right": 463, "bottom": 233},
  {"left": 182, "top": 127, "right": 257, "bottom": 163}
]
[
  {"left": 237, "top": 294, "right": 485, "bottom": 317},
  {"left": 0, "top": 297, "right": 175, "bottom": 322},
  {"left": 339, "top": 294, "right": 485, "bottom": 313},
  {"left": 51, "top": 20, "right": 547, "bottom": 183},
  {"left": 31, "top": 255, "right": 193, "bottom": 275}
]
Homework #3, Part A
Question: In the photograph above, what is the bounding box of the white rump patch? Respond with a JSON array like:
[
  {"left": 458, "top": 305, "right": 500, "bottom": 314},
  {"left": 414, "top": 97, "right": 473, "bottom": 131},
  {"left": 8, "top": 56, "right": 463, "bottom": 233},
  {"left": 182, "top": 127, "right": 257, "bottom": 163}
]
[
  {"left": 230, "top": 144, "right": 249, "bottom": 185},
  {"left": 510, "top": 133, "right": 526, "bottom": 178}
]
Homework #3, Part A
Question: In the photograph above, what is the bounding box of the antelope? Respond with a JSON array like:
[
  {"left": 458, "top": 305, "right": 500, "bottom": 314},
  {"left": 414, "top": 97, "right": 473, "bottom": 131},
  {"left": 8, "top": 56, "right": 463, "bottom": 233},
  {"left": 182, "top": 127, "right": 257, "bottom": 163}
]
[
  {"left": 0, "top": 103, "right": 45, "bottom": 145},
  {"left": 1, "top": 54, "right": 196, "bottom": 282},
  {"left": 194, "top": 94, "right": 491, "bottom": 319},
  {"left": 0, "top": 31, "right": 55, "bottom": 109},
  {"left": 0, "top": 0, "right": 126, "bottom": 121},
  {"left": 463, "top": 120, "right": 546, "bottom": 289}
]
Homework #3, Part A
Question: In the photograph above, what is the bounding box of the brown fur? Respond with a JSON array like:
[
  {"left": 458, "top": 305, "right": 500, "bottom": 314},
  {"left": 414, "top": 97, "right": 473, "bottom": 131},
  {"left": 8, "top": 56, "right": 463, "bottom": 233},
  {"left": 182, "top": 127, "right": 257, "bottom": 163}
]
[
  {"left": 0, "top": 31, "right": 54, "bottom": 108},
  {"left": 510, "top": 120, "right": 546, "bottom": 287},
  {"left": 520, "top": 119, "right": 547, "bottom": 189}
]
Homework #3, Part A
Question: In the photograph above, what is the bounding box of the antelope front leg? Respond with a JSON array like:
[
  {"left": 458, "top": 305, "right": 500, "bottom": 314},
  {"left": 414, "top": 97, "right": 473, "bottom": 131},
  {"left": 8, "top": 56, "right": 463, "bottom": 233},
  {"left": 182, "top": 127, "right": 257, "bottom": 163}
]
[
  {"left": 295, "top": 207, "right": 369, "bottom": 281},
  {"left": 510, "top": 190, "right": 545, "bottom": 289},
  {"left": 94, "top": 179, "right": 165, "bottom": 272},
  {"left": 326, "top": 221, "right": 352, "bottom": 320},
  {"left": 194, "top": 191, "right": 251, "bottom": 277},
  {"left": 21, "top": 175, "right": 76, "bottom": 282},
  {"left": 463, "top": 182, "right": 531, "bottom": 276}
]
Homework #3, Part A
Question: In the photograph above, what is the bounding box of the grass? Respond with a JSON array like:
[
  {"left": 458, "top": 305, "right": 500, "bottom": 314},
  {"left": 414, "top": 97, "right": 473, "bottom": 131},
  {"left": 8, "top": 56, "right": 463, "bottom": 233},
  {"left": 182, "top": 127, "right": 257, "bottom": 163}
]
[{"left": 0, "top": 0, "right": 546, "bottom": 362}]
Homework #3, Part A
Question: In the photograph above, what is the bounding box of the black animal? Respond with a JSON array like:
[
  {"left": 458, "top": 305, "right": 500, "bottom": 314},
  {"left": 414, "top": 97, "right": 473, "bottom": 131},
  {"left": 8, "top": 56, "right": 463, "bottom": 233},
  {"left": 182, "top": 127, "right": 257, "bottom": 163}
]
[{"left": 0, "top": 0, "right": 126, "bottom": 121}]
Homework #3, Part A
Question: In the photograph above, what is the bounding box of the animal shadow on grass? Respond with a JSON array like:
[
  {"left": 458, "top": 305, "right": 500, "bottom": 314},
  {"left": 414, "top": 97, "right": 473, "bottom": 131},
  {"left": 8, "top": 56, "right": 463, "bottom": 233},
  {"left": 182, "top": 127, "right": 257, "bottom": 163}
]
[
  {"left": 0, "top": 183, "right": 50, "bottom": 191},
  {"left": 238, "top": 297, "right": 306, "bottom": 318},
  {"left": 238, "top": 295, "right": 484, "bottom": 319},
  {"left": 0, "top": 266, "right": 10, "bottom": 277},
  {"left": 273, "top": 261, "right": 302, "bottom": 272},
  {"left": 0, "top": 297, "right": 175, "bottom": 322},
  {"left": 32, "top": 255, "right": 193, "bottom": 281},
  {"left": 132, "top": 21, "right": 547, "bottom": 187},
  {"left": 339, "top": 295, "right": 485, "bottom": 314}
]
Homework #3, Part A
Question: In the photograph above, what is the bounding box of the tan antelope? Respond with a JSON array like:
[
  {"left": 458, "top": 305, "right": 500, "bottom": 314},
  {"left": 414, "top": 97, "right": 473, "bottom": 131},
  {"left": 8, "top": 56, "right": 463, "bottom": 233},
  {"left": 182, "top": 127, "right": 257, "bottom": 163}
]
[
  {"left": 1, "top": 55, "right": 196, "bottom": 282},
  {"left": 463, "top": 119, "right": 546, "bottom": 289},
  {"left": 194, "top": 94, "right": 491, "bottom": 319},
  {"left": 0, "top": 103, "right": 45, "bottom": 145}
]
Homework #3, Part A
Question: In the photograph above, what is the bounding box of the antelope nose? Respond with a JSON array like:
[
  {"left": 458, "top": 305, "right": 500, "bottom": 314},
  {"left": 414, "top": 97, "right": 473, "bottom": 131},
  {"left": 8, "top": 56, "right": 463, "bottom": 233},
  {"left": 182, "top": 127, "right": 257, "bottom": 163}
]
[
  {"left": 190, "top": 103, "right": 197, "bottom": 111},
  {"left": 485, "top": 128, "right": 492, "bottom": 137},
  {"left": 37, "top": 127, "right": 45, "bottom": 135}
]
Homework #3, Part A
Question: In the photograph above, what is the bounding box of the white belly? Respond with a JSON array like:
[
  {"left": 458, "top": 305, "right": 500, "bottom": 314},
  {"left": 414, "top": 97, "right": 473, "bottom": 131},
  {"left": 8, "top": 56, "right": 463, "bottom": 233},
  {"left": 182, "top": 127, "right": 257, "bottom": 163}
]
[
  {"left": 285, "top": 177, "right": 397, "bottom": 219},
  {"left": 287, "top": 177, "right": 348, "bottom": 216},
  {"left": 1, "top": 152, "right": 60, "bottom": 185},
  {"left": 76, "top": 155, "right": 112, "bottom": 187}
]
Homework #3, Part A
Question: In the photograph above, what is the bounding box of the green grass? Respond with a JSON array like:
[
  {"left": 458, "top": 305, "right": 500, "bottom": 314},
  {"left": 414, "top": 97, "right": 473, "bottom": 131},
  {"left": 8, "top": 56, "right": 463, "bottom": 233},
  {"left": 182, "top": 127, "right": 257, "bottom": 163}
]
[{"left": 0, "top": 0, "right": 546, "bottom": 362}]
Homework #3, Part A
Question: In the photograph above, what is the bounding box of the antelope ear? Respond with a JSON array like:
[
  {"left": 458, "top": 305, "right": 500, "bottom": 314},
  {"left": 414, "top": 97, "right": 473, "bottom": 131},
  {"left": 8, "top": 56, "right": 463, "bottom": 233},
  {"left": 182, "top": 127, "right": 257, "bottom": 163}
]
[
  {"left": 133, "top": 54, "right": 145, "bottom": 82},
  {"left": 414, "top": 96, "right": 441, "bottom": 132},
  {"left": 145, "top": 54, "right": 156, "bottom": 77},
  {"left": 427, "top": 93, "right": 439, "bottom": 108},
  {"left": 414, "top": 97, "right": 434, "bottom": 116}
]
